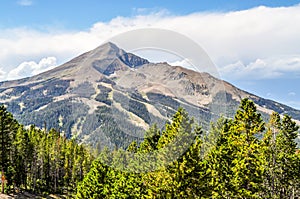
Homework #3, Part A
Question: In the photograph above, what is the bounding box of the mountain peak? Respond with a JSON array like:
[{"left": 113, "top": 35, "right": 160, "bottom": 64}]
[
  {"left": 19, "top": 42, "right": 149, "bottom": 82},
  {"left": 1, "top": 42, "right": 300, "bottom": 149},
  {"left": 101, "top": 42, "right": 120, "bottom": 50},
  {"left": 90, "top": 42, "right": 149, "bottom": 75},
  {"left": 89, "top": 42, "right": 125, "bottom": 59}
]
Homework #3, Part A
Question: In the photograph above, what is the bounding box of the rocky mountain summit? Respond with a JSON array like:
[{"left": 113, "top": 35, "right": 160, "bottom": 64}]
[{"left": 1, "top": 42, "right": 299, "bottom": 148}]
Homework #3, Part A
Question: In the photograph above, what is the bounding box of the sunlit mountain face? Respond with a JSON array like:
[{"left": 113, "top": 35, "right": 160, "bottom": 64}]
[{"left": 1, "top": 42, "right": 299, "bottom": 149}]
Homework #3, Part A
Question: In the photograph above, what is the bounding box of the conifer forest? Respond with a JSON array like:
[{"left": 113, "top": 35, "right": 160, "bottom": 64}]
[{"left": 0, "top": 98, "right": 299, "bottom": 198}]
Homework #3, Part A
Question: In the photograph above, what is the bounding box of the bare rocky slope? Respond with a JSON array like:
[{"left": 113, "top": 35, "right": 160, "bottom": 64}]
[{"left": 1, "top": 42, "right": 299, "bottom": 149}]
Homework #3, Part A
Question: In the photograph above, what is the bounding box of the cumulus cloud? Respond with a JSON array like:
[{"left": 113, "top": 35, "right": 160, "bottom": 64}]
[
  {"left": 6, "top": 57, "right": 57, "bottom": 80},
  {"left": 0, "top": 28, "right": 98, "bottom": 72},
  {"left": 1, "top": 4, "right": 300, "bottom": 81},
  {"left": 219, "top": 55, "right": 300, "bottom": 80},
  {"left": 17, "top": 0, "right": 33, "bottom": 6}
]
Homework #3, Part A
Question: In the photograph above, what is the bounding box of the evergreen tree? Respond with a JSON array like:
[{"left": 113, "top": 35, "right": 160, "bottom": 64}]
[
  {"left": 2, "top": 99, "right": 299, "bottom": 198},
  {"left": 207, "top": 98, "right": 265, "bottom": 198},
  {"left": 262, "top": 112, "right": 300, "bottom": 198},
  {"left": 76, "top": 159, "right": 109, "bottom": 199},
  {"left": 139, "top": 124, "right": 160, "bottom": 153},
  {"left": 0, "top": 105, "right": 18, "bottom": 193},
  {"left": 12, "top": 125, "right": 31, "bottom": 188},
  {"left": 142, "top": 108, "right": 205, "bottom": 198}
]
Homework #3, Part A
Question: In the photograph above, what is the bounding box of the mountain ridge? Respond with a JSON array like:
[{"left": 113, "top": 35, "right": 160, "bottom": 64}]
[{"left": 0, "top": 42, "right": 299, "bottom": 148}]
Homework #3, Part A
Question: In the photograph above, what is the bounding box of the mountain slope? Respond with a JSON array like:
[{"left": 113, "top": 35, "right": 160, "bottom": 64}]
[{"left": 0, "top": 42, "right": 299, "bottom": 149}]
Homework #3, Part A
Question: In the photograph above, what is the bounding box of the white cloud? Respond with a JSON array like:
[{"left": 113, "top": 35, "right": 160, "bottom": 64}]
[
  {"left": 6, "top": 57, "right": 57, "bottom": 80},
  {"left": 1, "top": 4, "right": 300, "bottom": 81},
  {"left": 169, "top": 59, "right": 193, "bottom": 69},
  {"left": 0, "top": 27, "right": 102, "bottom": 74},
  {"left": 219, "top": 55, "right": 300, "bottom": 80},
  {"left": 17, "top": 0, "right": 33, "bottom": 6},
  {"left": 0, "top": 68, "right": 6, "bottom": 80}
]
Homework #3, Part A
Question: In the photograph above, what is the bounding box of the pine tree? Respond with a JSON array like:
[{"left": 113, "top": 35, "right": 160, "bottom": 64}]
[
  {"left": 207, "top": 98, "right": 265, "bottom": 198},
  {"left": 262, "top": 112, "right": 300, "bottom": 198},
  {"left": 0, "top": 105, "right": 18, "bottom": 193},
  {"left": 261, "top": 112, "right": 281, "bottom": 198},
  {"left": 139, "top": 124, "right": 160, "bottom": 153},
  {"left": 76, "top": 159, "right": 109, "bottom": 199},
  {"left": 230, "top": 98, "right": 265, "bottom": 197},
  {"left": 143, "top": 107, "right": 202, "bottom": 198},
  {"left": 206, "top": 119, "right": 235, "bottom": 198},
  {"left": 12, "top": 125, "right": 31, "bottom": 188},
  {"left": 63, "top": 138, "right": 76, "bottom": 191}
]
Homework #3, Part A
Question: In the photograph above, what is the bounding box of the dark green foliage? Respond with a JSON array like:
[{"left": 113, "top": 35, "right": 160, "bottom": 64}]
[
  {"left": 20, "top": 100, "right": 89, "bottom": 138},
  {"left": 22, "top": 98, "right": 53, "bottom": 113},
  {"left": 71, "top": 81, "right": 96, "bottom": 98},
  {"left": 251, "top": 97, "right": 300, "bottom": 121},
  {"left": 4, "top": 78, "right": 71, "bottom": 125},
  {"left": 1, "top": 98, "right": 300, "bottom": 198},
  {"left": 113, "top": 90, "right": 157, "bottom": 125},
  {"left": 6, "top": 86, "right": 30, "bottom": 97},
  {"left": 139, "top": 124, "right": 160, "bottom": 153},
  {"left": 262, "top": 112, "right": 300, "bottom": 198},
  {"left": 97, "top": 76, "right": 116, "bottom": 85},
  {"left": 146, "top": 92, "right": 180, "bottom": 110},
  {"left": 77, "top": 99, "right": 300, "bottom": 198},
  {"left": 128, "top": 99, "right": 151, "bottom": 124},
  {"left": 0, "top": 105, "right": 19, "bottom": 192},
  {"left": 76, "top": 159, "right": 109, "bottom": 198},
  {"left": 95, "top": 85, "right": 112, "bottom": 105},
  {"left": 112, "top": 90, "right": 128, "bottom": 105},
  {"left": 77, "top": 107, "right": 207, "bottom": 198},
  {"left": 0, "top": 105, "right": 93, "bottom": 195},
  {"left": 130, "top": 92, "right": 148, "bottom": 103},
  {"left": 179, "top": 100, "right": 212, "bottom": 131},
  {"left": 210, "top": 91, "right": 239, "bottom": 118},
  {"left": 85, "top": 106, "right": 144, "bottom": 150}
]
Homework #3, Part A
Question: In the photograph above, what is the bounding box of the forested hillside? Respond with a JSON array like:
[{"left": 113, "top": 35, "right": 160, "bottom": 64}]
[
  {"left": 76, "top": 99, "right": 300, "bottom": 198},
  {"left": 1, "top": 99, "right": 300, "bottom": 198},
  {"left": 0, "top": 105, "right": 93, "bottom": 196},
  {"left": 2, "top": 42, "right": 300, "bottom": 151}
]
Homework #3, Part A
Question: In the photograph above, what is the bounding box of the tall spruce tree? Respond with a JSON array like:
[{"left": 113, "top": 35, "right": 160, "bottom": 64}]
[
  {"left": 0, "top": 105, "right": 18, "bottom": 193},
  {"left": 207, "top": 98, "right": 265, "bottom": 198},
  {"left": 262, "top": 112, "right": 300, "bottom": 198},
  {"left": 12, "top": 125, "right": 31, "bottom": 188}
]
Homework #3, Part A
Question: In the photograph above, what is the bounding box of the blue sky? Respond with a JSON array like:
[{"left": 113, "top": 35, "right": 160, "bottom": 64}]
[
  {"left": 1, "top": 0, "right": 300, "bottom": 109},
  {"left": 2, "top": 0, "right": 300, "bottom": 30}
]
